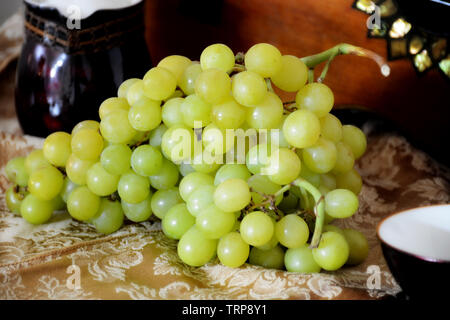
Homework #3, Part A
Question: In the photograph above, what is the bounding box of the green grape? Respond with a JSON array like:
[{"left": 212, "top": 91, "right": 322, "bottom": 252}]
[
  {"left": 196, "top": 204, "right": 236, "bottom": 239},
  {"left": 149, "top": 158, "right": 179, "bottom": 190},
  {"left": 318, "top": 185, "right": 331, "bottom": 196},
  {"left": 60, "top": 177, "right": 78, "bottom": 203},
  {"left": 285, "top": 245, "right": 321, "bottom": 273},
  {"left": 148, "top": 124, "right": 168, "bottom": 148},
  {"left": 297, "top": 159, "right": 321, "bottom": 187},
  {"left": 20, "top": 194, "right": 53, "bottom": 225},
  {"left": 312, "top": 231, "right": 349, "bottom": 271},
  {"left": 180, "top": 94, "right": 212, "bottom": 128},
  {"left": 151, "top": 187, "right": 183, "bottom": 219},
  {"left": 323, "top": 224, "right": 345, "bottom": 237},
  {"left": 195, "top": 68, "right": 231, "bottom": 105},
  {"left": 320, "top": 113, "right": 342, "bottom": 143},
  {"left": 99, "top": 97, "right": 130, "bottom": 119},
  {"left": 127, "top": 130, "right": 149, "bottom": 147},
  {"left": 67, "top": 186, "right": 100, "bottom": 221},
  {"left": 268, "top": 115, "right": 290, "bottom": 148},
  {"left": 91, "top": 199, "right": 124, "bottom": 234},
  {"left": 341, "top": 125, "right": 367, "bottom": 159},
  {"left": 5, "top": 157, "right": 29, "bottom": 187},
  {"left": 179, "top": 161, "right": 196, "bottom": 177},
  {"left": 211, "top": 98, "right": 246, "bottom": 129},
  {"left": 302, "top": 137, "right": 337, "bottom": 174},
  {"left": 161, "top": 124, "right": 194, "bottom": 163},
  {"left": 186, "top": 185, "right": 215, "bottom": 217},
  {"left": 126, "top": 80, "right": 146, "bottom": 106},
  {"left": 296, "top": 83, "right": 334, "bottom": 118},
  {"left": 271, "top": 55, "right": 308, "bottom": 92},
  {"left": 332, "top": 141, "right": 355, "bottom": 174},
  {"left": 248, "top": 245, "right": 285, "bottom": 270},
  {"left": 246, "top": 91, "right": 283, "bottom": 129},
  {"left": 191, "top": 150, "right": 221, "bottom": 174},
  {"left": 118, "top": 78, "right": 140, "bottom": 99},
  {"left": 122, "top": 194, "right": 153, "bottom": 222},
  {"left": 25, "top": 149, "right": 51, "bottom": 174},
  {"left": 179, "top": 62, "right": 202, "bottom": 95},
  {"left": 118, "top": 171, "right": 150, "bottom": 204},
  {"left": 283, "top": 109, "right": 320, "bottom": 148},
  {"left": 245, "top": 43, "right": 282, "bottom": 78},
  {"left": 71, "top": 120, "right": 100, "bottom": 135},
  {"left": 247, "top": 174, "right": 282, "bottom": 205},
  {"left": 240, "top": 211, "right": 274, "bottom": 246},
  {"left": 131, "top": 145, "right": 163, "bottom": 176},
  {"left": 71, "top": 128, "right": 104, "bottom": 161},
  {"left": 256, "top": 220, "right": 279, "bottom": 251},
  {"left": 214, "top": 164, "right": 251, "bottom": 185},
  {"left": 324, "top": 189, "right": 359, "bottom": 219},
  {"left": 143, "top": 67, "right": 177, "bottom": 101},
  {"left": 28, "top": 166, "right": 63, "bottom": 200},
  {"left": 275, "top": 214, "right": 309, "bottom": 248},
  {"left": 231, "top": 71, "right": 267, "bottom": 107},
  {"left": 162, "top": 203, "right": 195, "bottom": 240},
  {"left": 100, "top": 144, "right": 132, "bottom": 175},
  {"left": 214, "top": 178, "right": 251, "bottom": 212},
  {"left": 246, "top": 143, "right": 272, "bottom": 175},
  {"left": 100, "top": 109, "right": 137, "bottom": 144},
  {"left": 200, "top": 43, "right": 235, "bottom": 73},
  {"left": 343, "top": 229, "right": 369, "bottom": 265},
  {"left": 320, "top": 173, "right": 337, "bottom": 190},
  {"left": 266, "top": 147, "right": 301, "bottom": 185},
  {"left": 335, "top": 168, "right": 363, "bottom": 195},
  {"left": 50, "top": 194, "right": 65, "bottom": 211},
  {"left": 278, "top": 191, "right": 299, "bottom": 212},
  {"left": 66, "top": 154, "right": 95, "bottom": 185},
  {"left": 86, "top": 162, "right": 120, "bottom": 196},
  {"left": 177, "top": 226, "right": 218, "bottom": 267},
  {"left": 162, "top": 97, "right": 184, "bottom": 127},
  {"left": 179, "top": 172, "right": 214, "bottom": 201},
  {"left": 128, "top": 98, "right": 162, "bottom": 132},
  {"left": 6, "top": 186, "right": 27, "bottom": 214},
  {"left": 202, "top": 123, "right": 234, "bottom": 156},
  {"left": 157, "top": 55, "right": 192, "bottom": 82},
  {"left": 217, "top": 232, "right": 250, "bottom": 268},
  {"left": 43, "top": 132, "right": 72, "bottom": 167}
]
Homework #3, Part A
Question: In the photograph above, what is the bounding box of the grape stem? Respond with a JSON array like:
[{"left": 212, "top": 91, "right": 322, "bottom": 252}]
[{"left": 265, "top": 78, "right": 274, "bottom": 92}]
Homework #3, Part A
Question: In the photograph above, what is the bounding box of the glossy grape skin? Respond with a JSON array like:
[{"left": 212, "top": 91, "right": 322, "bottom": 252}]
[
  {"left": 20, "top": 194, "right": 53, "bottom": 225},
  {"left": 100, "top": 144, "right": 132, "bottom": 175},
  {"left": 296, "top": 83, "right": 334, "bottom": 118},
  {"left": 335, "top": 168, "right": 363, "bottom": 195},
  {"left": 246, "top": 92, "right": 283, "bottom": 129},
  {"left": 255, "top": 221, "right": 279, "bottom": 251},
  {"left": 302, "top": 137, "right": 337, "bottom": 174},
  {"left": 298, "top": 159, "right": 321, "bottom": 187},
  {"left": 162, "top": 97, "right": 184, "bottom": 127},
  {"left": 332, "top": 142, "right": 355, "bottom": 174},
  {"left": 67, "top": 186, "right": 100, "bottom": 221},
  {"left": 268, "top": 114, "right": 290, "bottom": 148},
  {"left": 214, "top": 164, "right": 251, "bottom": 186},
  {"left": 149, "top": 158, "right": 179, "bottom": 190},
  {"left": 202, "top": 123, "right": 234, "bottom": 156},
  {"left": 128, "top": 98, "right": 162, "bottom": 132},
  {"left": 118, "top": 171, "right": 150, "bottom": 204},
  {"left": 177, "top": 226, "right": 218, "bottom": 267},
  {"left": 196, "top": 204, "right": 236, "bottom": 239},
  {"left": 195, "top": 68, "right": 231, "bottom": 105},
  {"left": 341, "top": 125, "right": 367, "bottom": 159},
  {"left": 43, "top": 132, "right": 72, "bottom": 167},
  {"left": 200, "top": 43, "right": 235, "bottom": 73},
  {"left": 151, "top": 187, "right": 183, "bottom": 219},
  {"left": 28, "top": 166, "right": 64, "bottom": 201},
  {"left": 217, "top": 232, "right": 250, "bottom": 268},
  {"left": 320, "top": 113, "right": 342, "bottom": 143},
  {"left": 157, "top": 55, "right": 192, "bottom": 83},
  {"left": 118, "top": 78, "right": 140, "bottom": 99},
  {"left": 312, "top": 231, "right": 350, "bottom": 271},
  {"left": 179, "top": 62, "right": 202, "bottom": 95},
  {"left": 86, "top": 162, "right": 120, "bottom": 196},
  {"left": 266, "top": 147, "right": 301, "bottom": 185},
  {"left": 5, "top": 186, "right": 26, "bottom": 214},
  {"left": 240, "top": 211, "right": 274, "bottom": 246},
  {"left": 247, "top": 174, "right": 282, "bottom": 205},
  {"left": 283, "top": 109, "right": 321, "bottom": 148},
  {"left": 275, "top": 214, "right": 309, "bottom": 248},
  {"left": 161, "top": 124, "right": 195, "bottom": 163},
  {"left": 60, "top": 177, "right": 78, "bottom": 203},
  {"left": 271, "top": 55, "right": 308, "bottom": 92},
  {"left": 148, "top": 124, "right": 167, "bottom": 149},
  {"left": 248, "top": 245, "right": 285, "bottom": 270},
  {"left": 323, "top": 224, "right": 345, "bottom": 237},
  {"left": 285, "top": 245, "right": 321, "bottom": 273},
  {"left": 100, "top": 109, "right": 137, "bottom": 144},
  {"left": 320, "top": 173, "right": 337, "bottom": 190},
  {"left": 131, "top": 145, "right": 163, "bottom": 176},
  {"left": 246, "top": 143, "right": 272, "bottom": 175},
  {"left": 143, "top": 67, "right": 177, "bottom": 101},
  {"left": 25, "top": 149, "right": 51, "bottom": 175},
  {"left": 71, "top": 120, "right": 100, "bottom": 135},
  {"left": 126, "top": 80, "right": 147, "bottom": 106},
  {"left": 122, "top": 195, "right": 153, "bottom": 222},
  {"left": 179, "top": 172, "right": 214, "bottom": 202},
  {"left": 99, "top": 97, "right": 130, "bottom": 119},
  {"left": 343, "top": 229, "right": 369, "bottom": 265},
  {"left": 91, "top": 199, "right": 124, "bottom": 235},
  {"left": 5, "top": 157, "right": 29, "bottom": 187},
  {"left": 211, "top": 98, "right": 246, "bottom": 129},
  {"left": 231, "top": 71, "right": 267, "bottom": 107},
  {"left": 186, "top": 185, "right": 215, "bottom": 217},
  {"left": 214, "top": 178, "right": 251, "bottom": 212},
  {"left": 178, "top": 161, "right": 196, "bottom": 177},
  {"left": 191, "top": 150, "right": 221, "bottom": 174},
  {"left": 66, "top": 154, "right": 95, "bottom": 186},
  {"left": 180, "top": 94, "right": 212, "bottom": 128},
  {"left": 325, "top": 189, "right": 359, "bottom": 219},
  {"left": 162, "top": 203, "right": 195, "bottom": 240},
  {"left": 245, "top": 43, "right": 282, "bottom": 78}
]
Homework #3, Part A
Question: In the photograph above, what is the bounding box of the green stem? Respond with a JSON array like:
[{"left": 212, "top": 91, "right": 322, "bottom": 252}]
[
  {"left": 308, "top": 69, "right": 315, "bottom": 84},
  {"left": 318, "top": 51, "right": 338, "bottom": 83},
  {"left": 265, "top": 78, "right": 274, "bottom": 92},
  {"left": 273, "top": 184, "right": 291, "bottom": 198},
  {"left": 292, "top": 178, "right": 325, "bottom": 248}
]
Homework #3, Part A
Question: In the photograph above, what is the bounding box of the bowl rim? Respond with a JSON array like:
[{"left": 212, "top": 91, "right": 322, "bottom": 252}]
[{"left": 376, "top": 203, "right": 450, "bottom": 264}]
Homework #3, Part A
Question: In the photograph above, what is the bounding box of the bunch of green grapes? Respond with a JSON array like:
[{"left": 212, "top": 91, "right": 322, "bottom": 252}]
[{"left": 4, "top": 42, "right": 375, "bottom": 273}]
